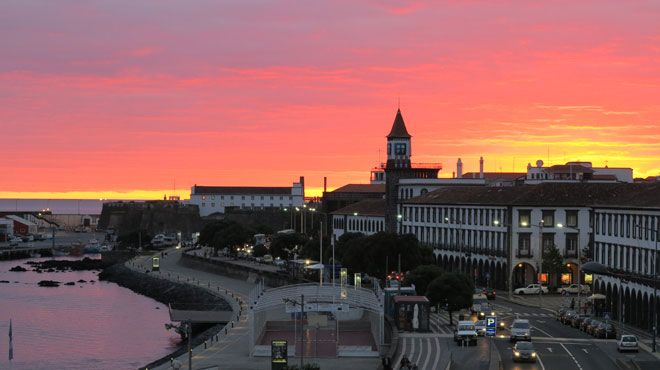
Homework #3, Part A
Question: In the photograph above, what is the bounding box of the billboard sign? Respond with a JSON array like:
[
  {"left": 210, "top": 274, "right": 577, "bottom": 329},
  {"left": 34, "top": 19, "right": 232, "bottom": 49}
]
[{"left": 486, "top": 316, "right": 497, "bottom": 337}]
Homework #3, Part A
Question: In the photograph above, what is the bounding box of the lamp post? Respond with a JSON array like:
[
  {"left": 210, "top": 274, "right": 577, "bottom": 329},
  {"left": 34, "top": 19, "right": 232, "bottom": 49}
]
[
  {"left": 635, "top": 223, "right": 658, "bottom": 352},
  {"left": 397, "top": 214, "right": 403, "bottom": 234}
]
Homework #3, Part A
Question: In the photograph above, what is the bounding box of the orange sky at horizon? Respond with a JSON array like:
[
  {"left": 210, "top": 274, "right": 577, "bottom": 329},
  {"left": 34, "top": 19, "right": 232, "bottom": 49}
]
[{"left": 1, "top": 1, "right": 659, "bottom": 201}]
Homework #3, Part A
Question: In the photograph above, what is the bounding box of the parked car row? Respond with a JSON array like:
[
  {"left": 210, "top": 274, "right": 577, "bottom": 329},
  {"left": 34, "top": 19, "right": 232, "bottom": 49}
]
[{"left": 556, "top": 308, "right": 618, "bottom": 339}]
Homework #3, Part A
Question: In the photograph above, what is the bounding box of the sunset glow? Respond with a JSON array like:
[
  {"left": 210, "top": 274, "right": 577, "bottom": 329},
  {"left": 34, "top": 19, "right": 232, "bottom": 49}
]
[{"left": 2, "top": 1, "right": 659, "bottom": 199}]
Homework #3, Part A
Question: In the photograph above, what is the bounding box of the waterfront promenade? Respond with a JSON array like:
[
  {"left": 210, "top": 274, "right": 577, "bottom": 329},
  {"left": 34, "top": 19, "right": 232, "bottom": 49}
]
[{"left": 130, "top": 249, "right": 380, "bottom": 370}]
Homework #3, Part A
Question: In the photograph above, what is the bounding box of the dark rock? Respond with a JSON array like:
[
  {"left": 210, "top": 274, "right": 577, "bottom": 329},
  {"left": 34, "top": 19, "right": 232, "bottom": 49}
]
[
  {"left": 27, "top": 257, "right": 107, "bottom": 272},
  {"left": 38, "top": 280, "right": 60, "bottom": 287},
  {"left": 77, "top": 279, "right": 87, "bottom": 283},
  {"left": 64, "top": 282, "right": 76, "bottom": 286},
  {"left": 9, "top": 266, "right": 27, "bottom": 272},
  {"left": 0, "top": 280, "right": 10, "bottom": 283}
]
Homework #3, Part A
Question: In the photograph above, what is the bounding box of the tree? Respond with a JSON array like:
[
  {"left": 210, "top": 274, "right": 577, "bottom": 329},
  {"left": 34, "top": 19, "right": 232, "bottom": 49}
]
[
  {"left": 269, "top": 232, "right": 308, "bottom": 259},
  {"left": 332, "top": 232, "right": 364, "bottom": 261},
  {"left": 253, "top": 244, "right": 268, "bottom": 258},
  {"left": 404, "top": 265, "right": 443, "bottom": 296},
  {"left": 340, "top": 232, "right": 434, "bottom": 278},
  {"left": 426, "top": 272, "right": 474, "bottom": 325},
  {"left": 542, "top": 244, "right": 569, "bottom": 288},
  {"left": 198, "top": 220, "right": 253, "bottom": 254},
  {"left": 301, "top": 236, "right": 332, "bottom": 261}
]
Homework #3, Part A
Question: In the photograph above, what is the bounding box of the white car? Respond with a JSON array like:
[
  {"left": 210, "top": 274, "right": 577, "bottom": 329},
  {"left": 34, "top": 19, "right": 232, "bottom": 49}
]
[
  {"left": 514, "top": 284, "right": 549, "bottom": 295},
  {"left": 617, "top": 335, "right": 639, "bottom": 353},
  {"left": 509, "top": 319, "right": 532, "bottom": 342},
  {"left": 8, "top": 237, "right": 22, "bottom": 246},
  {"left": 557, "top": 284, "right": 591, "bottom": 295}
]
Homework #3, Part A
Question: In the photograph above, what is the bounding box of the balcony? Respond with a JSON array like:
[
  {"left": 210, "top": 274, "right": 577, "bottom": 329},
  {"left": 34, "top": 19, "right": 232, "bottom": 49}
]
[
  {"left": 564, "top": 251, "right": 578, "bottom": 258},
  {"left": 516, "top": 251, "right": 533, "bottom": 258}
]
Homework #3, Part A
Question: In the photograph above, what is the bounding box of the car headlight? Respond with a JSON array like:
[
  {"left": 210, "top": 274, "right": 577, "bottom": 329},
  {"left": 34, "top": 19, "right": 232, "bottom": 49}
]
[
  {"left": 491, "top": 311, "right": 496, "bottom": 316},
  {"left": 500, "top": 322, "right": 505, "bottom": 327},
  {"left": 514, "top": 351, "right": 520, "bottom": 357},
  {"left": 531, "top": 352, "right": 536, "bottom": 357}
]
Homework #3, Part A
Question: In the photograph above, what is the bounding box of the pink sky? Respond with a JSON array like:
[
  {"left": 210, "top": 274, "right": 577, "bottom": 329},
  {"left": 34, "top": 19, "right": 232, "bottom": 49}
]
[{"left": 1, "top": 0, "right": 659, "bottom": 198}]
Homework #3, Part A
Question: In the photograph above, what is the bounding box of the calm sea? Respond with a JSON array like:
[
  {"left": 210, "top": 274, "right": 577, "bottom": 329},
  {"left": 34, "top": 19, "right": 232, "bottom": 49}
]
[{"left": 0, "top": 255, "right": 178, "bottom": 370}]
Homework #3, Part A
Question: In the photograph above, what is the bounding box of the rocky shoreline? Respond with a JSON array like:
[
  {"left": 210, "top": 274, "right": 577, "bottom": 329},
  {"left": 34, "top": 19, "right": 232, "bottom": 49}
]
[{"left": 99, "top": 263, "right": 232, "bottom": 370}]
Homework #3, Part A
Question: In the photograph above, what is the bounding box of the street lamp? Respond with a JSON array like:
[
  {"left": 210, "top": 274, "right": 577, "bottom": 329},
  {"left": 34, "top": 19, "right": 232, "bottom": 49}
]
[{"left": 397, "top": 214, "right": 403, "bottom": 234}]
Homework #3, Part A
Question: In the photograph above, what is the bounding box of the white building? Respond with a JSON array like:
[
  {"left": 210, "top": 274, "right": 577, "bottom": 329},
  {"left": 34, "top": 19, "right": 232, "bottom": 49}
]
[
  {"left": 331, "top": 199, "right": 386, "bottom": 244},
  {"left": 590, "top": 183, "right": 660, "bottom": 331},
  {"left": 190, "top": 177, "right": 305, "bottom": 217},
  {"left": 526, "top": 160, "right": 633, "bottom": 183},
  {"left": 0, "top": 218, "right": 14, "bottom": 241}
]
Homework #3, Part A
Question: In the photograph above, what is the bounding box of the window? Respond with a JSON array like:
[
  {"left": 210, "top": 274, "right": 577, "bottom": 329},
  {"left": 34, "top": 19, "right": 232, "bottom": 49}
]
[
  {"left": 519, "top": 210, "right": 531, "bottom": 228},
  {"left": 221, "top": 196, "right": 224, "bottom": 200},
  {"left": 542, "top": 233, "right": 554, "bottom": 256},
  {"left": 241, "top": 196, "right": 245, "bottom": 200},
  {"left": 394, "top": 143, "right": 407, "bottom": 155},
  {"left": 566, "top": 210, "right": 578, "bottom": 228},
  {"left": 542, "top": 210, "right": 555, "bottom": 227},
  {"left": 201, "top": 203, "right": 206, "bottom": 207},
  {"left": 211, "top": 203, "right": 215, "bottom": 207},
  {"left": 566, "top": 234, "right": 578, "bottom": 257},
  {"left": 387, "top": 143, "right": 391, "bottom": 155},
  {"left": 518, "top": 233, "right": 531, "bottom": 257}
]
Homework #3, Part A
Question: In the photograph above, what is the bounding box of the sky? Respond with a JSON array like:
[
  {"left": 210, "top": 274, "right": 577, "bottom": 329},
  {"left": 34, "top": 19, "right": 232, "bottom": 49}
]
[{"left": 1, "top": 0, "right": 659, "bottom": 199}]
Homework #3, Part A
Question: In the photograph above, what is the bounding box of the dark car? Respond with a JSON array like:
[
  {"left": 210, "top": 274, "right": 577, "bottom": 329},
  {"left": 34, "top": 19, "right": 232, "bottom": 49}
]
[
  {"left": 580, "top": 318, "right": 595, "bottom": 332},
  {"left": 586, "top": 320, "right": 602, "bottom": 335},
  {"left": 571, "top": 314, "right": 590, "bottom": 329},
  {"left": 484, "top": 288, "right": 496, "bottom": 300},
  {"left": 594, "top": 323, "right": 617, "bottom": 339},
  {"left": 562, "top": 310, "right": 577, "bottom": 325},
  {"left": 512, "top": 341, "right": 537, "bottom": 363},
  {"left": 556, "top": 308, "right": 568, "bottom": 321}
]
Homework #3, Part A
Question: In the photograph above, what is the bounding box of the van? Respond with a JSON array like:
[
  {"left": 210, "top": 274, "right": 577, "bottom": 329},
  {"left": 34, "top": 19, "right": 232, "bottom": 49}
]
[
  {"left": 510, "top": 319, "right": 531, "bottom": 342},
  {"left": 453, "top": 320, "right": 478, "bottom": 346}
]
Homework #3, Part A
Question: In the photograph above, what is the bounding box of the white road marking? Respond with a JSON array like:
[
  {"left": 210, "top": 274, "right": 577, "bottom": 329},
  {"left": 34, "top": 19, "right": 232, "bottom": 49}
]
[
  {"left": 421, "top": 337, "right": 432, "bottom": 370},
  {"left": 547, "top": 347, "right": 553, "bottom": 353},
  {"left": 581, "top": 348, "right": 588, "bottom": 354},
  {"left": 537, "top": 320, "right": 546, "bottom": 324},
  {"left": 532, "top": 325, "right": 554, "bottom": 338},
  {"left": 537, "top": 353, "right": 547, "bottom": 370},
  {"left": 559, "top": 343, "right": 584, "bottom": 370},
  {"left": 393, "top": 337, "right": 405, "bottom": 368}
]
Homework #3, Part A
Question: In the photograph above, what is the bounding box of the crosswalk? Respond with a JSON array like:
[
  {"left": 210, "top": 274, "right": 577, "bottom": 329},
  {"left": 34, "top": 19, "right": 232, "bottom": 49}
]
[
  {"left": 393, "top": 335, "right": 447, "bottom": 370},
  {"left": 430, "top": 312, "right": 456, "bottom": 334}
]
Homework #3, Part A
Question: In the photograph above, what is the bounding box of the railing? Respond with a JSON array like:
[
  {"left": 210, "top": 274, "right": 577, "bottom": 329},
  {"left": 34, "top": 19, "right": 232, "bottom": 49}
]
[{"left": 516, "top": 251, "right": 532, "bottom": 258}]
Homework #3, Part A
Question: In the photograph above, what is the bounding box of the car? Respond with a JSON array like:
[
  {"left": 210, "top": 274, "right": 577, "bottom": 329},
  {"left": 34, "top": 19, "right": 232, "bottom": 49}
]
[
  {"left": 262, "top": 254, "right": 274, "bottom": 263},
  {"left": 512, "top": 341, "right": 537, "bottom": 363},
  {"left": 594, "top": 323, "right": 617, "bottom": 339},
  {"left": 580, "top": 318, "right": 596, "bottom": 332},
  {"left": 561, "top": 310, "right": 577, "bottom": 325},
  {"left": 514, "top": 284, "right": 549, "bottom": 295},
  {"left": 586, "top": 320, "right": 602, "bottom": 335},
  {"left": 557, "top": 284, "right": 591, "bottom": 295},
  {"left": 474, "top": 320, "right": 487, "bottom": 336},
  {"left": 8, "top": 237, "right": 22, "bottom": 246},
  {"left": 571, "top": 314, "right": 590, "bottom": 328},
  {"left": 556, "top": 307, "right": 568, "bottom": 321},
  {"left": 454, "top": 321, "right": 478, "bottom": 346},
  {"left": 509, "top": 319, "right": 531, "bottom": 342},
  {"left": 617, "top": 335, "right": 639, "bottom": 353},
  {"left": 484, "top": 288, "right": 496, "bottom": 300}
]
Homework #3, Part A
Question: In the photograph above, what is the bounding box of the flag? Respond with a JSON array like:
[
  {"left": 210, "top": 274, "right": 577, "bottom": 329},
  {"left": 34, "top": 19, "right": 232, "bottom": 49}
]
[{"left": 8, "top": 319, "right": 13, "bottom": 361}]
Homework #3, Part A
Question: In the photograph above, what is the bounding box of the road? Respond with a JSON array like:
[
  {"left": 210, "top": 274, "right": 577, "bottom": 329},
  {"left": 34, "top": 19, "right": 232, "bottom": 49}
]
[{"left": 395, "top": 297, "right": 660, "bottom": 370}]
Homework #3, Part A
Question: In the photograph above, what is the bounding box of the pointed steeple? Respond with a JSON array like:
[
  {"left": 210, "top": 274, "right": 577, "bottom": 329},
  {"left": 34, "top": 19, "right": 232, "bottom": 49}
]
[{"left": 387, "top": 109, "right": 411, "bottom": 139}]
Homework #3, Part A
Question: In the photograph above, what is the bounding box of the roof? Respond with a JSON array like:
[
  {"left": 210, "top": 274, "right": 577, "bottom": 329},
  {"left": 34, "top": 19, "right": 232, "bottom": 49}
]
[
  {"left": 404, "top": 182, "right": 660, "bottom": 209},
  {"left": 193, "top": 186, "right": 291, "bottom": 195},
  {"left": 332, "top": 199, "right": 386, "bottom": 216},
  {"left": 591, "top": 174, "right": 618, "bottom": 181},
  {"left": 393, "top": 295, "right": 430, "bottom": 303},
  {"left": 461, "top": 172, "right": 525, "bottom": 181},
  {"left": 4, "top": 215, "right": 37, "bottom": 226},
  {"left": 547, "top": 164, "right": 594, "bottom": 173},
  {"left": 330, "top": 184, "right": 386, "bottom": 194},
  {"left": 387, "top": 109, "right": 411, "bottom": 139}
]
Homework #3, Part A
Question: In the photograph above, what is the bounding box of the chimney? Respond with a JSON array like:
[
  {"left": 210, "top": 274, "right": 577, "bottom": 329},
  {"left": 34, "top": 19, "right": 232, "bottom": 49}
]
[
  {"left": 323, "top": 177, "right": 327, "bottom": 193},
  {"left": 479, "top": 156, "right": 484, "bottom": 179},
  {"left": 457, "top": 158, "right": 463, "bottom": 178}
]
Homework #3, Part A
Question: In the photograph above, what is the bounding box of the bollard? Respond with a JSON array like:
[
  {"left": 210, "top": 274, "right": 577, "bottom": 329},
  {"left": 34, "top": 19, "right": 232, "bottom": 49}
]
[
  {"left": 231, "top": 321, "right": 234, "bottom": 328},
  {"left": 204, "top": 341, "right": 207, "bottom": 349},
  {"left": 225, "top": 328, "right": 228, "bottom": 334}
]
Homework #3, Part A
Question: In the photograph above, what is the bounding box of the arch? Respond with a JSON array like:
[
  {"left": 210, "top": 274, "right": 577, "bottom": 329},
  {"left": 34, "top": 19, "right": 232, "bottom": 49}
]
[
  {"left": 512, "top": 262, "right": 536, "bottom": 290},
  {"left": 643, "top": 293, "right": 649, "bottom": 330},
  {"left": 636, "top": 290, "right": 643, "bottom": 327}
]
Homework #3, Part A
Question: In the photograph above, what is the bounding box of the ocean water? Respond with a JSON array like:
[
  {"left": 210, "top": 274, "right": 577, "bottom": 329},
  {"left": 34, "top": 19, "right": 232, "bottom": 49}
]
[{"left": 0, "top": 255, "right": 178, "bottom": 370}]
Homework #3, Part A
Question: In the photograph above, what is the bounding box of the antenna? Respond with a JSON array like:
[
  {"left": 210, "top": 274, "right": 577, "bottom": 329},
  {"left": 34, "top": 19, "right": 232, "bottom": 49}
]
[{"left": 397, "top": 96, "right": 400, "bottom": 110}]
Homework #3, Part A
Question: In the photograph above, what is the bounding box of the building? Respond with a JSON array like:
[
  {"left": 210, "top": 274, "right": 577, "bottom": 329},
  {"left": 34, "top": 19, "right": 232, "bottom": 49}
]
[
  {"left": 189, "top": 177, "right": 305, "bottom": 217},
  {"left": 525, "top": 160, "right": 633, "bottom": 183},
  {"left": 590, "top": 183, "right": 660, "bottom": 331},
  {"left": 331, "top": 198, "right": 386, "bottom": 243},
  {"left": 383, "top": 109, "right": 442, "bottom": 232},
  {"left": 4, "top": 215, "right": 38, "bottom": 236},
  {"left": 322, "top": 183, "right": 385, "bottom": 215},
  {"left": 0, "top": 218, "right": 14, "bottom": 241}
]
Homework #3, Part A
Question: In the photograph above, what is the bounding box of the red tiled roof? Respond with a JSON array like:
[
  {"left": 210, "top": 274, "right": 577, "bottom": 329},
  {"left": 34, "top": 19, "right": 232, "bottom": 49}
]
[
  {"left": 461, "top": 172, "right": 525, "bottom": 181},
  {"left": 193, "top": 186, "right": 291, "bottom": 195},
  {"left": 387, "top": 109, "right": 411, "bottom": 138},
  {"left": 331, "top": 199, "right": 386, "bottom": 216},
  {"left": 331, "top": 184, "right": 385, "bottom": 193}
]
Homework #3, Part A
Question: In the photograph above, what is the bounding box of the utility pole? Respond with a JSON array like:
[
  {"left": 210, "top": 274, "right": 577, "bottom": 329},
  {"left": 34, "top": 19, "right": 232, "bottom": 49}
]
[{"left": 319, "top": 222, "right": 323, "bottom": 286}]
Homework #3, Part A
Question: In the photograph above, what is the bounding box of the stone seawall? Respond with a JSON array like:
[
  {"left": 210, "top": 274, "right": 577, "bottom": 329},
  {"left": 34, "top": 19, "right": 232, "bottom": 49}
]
[
  {"left": 99, "top": 264, "right": 231, "bottom": 370},
  {"left": 180, "top": 253, "right": 307, "bottom": 288}
]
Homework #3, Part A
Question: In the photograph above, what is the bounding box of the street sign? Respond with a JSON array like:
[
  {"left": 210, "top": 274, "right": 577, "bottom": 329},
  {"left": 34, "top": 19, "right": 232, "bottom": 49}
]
[{"left": 486, "top": 316, "right": 497, "bottom": 337}]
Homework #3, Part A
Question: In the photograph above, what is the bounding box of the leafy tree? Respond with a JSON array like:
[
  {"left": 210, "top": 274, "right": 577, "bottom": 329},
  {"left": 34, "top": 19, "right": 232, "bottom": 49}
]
[
  {"left": 427, "top": 272, "right": 474, "bottom": 325},
  {"left": 269, "top": 232, "right": 308, "bottom": 259},
  {"left": 404, "top": 264, "right": 443, "bottom": 296},
  {"left": 331, "top": 232, "right": 364, "bottom": 261},
  {"left": 341, "top": 232, "right": 434, "bottom": 278},
  {"left": 198, "top": 220, "right": 252, "bottom": 254},
  {"left": 253, "top": 224, "right": 274, "bottom": 235},
  {"left": 542, "top": 244, "right": 569, "bottom": 288},
  {"left": 253, "top": 244, "right": 268, "bottom": 258},
  {"left": 301, "top": 236, "right": 332, "bottom": 261}
]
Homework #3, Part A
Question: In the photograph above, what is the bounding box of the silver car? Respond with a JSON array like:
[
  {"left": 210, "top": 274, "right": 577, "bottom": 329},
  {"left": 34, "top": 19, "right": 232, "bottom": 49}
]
[
  {"left": 617, "top": 335, "right": 639, "bottom": 353},
  {"left": 509, "top": 319, "right": 531, "bottom": 342}
]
